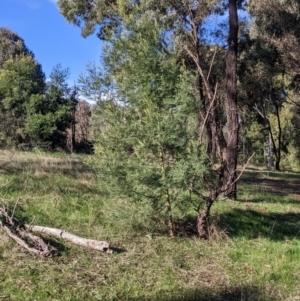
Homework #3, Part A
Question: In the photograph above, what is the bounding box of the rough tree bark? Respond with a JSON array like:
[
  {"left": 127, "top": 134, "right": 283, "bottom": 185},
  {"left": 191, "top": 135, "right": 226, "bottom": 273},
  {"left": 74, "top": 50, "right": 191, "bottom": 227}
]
[
  {"left": 222, "top": 0, "right": 239, "bottom": 199},
  {"left": 197, "top": 191, "right": 218, "bottom": 239},
  {"left": 254, "top": 89, "right": 282, "bottom": 171},
  {"left": 196, "top": 0, "right": 239, "bottom": 238},
  {"left": 185, "top": 0, "right": 239, "bottom": 237},
  {"left": 273, "top": 101, "right": 282, "bottom": 171}
]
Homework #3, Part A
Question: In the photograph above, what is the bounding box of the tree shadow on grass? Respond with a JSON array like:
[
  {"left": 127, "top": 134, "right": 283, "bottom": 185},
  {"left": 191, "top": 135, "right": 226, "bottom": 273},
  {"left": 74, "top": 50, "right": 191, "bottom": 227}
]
[
  {"left": 0, "top": 157, "right": 94, "bottom": 179},
  {"left": 238, "top": 196, "right": 300, "bottom": 205},
  {"left": 111, "top": 285, "right": 277, "bottom": 301},
  {"left": 174, "top": 215, "right": 198, "bottom": 237},
  {"left": 217, "top": 208, "right": 300, "bottom": 240},
  {"left": 1, "top": 168, "right": 103, "bottom": 199},
  {"left": 239, "top": 171, "right": 300, "bottom": 202},
  {"left": 40, "top": 236, "right": 71, "bottom": 256},
  {"left": 172, "top": 209, "right": 300, "bottom": 241}
]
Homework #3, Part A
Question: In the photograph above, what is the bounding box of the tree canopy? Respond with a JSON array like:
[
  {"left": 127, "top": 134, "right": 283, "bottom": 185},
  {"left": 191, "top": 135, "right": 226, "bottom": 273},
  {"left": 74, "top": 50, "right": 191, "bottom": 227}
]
[
  {"left": 0, "top": 29, "right": 79, "bottom": 151},
  {"left": 0, "top": 55, "right": 45, "bottom": 147},
  {"left": 0, "top": 27, "right": 33, "bottom": 67}
]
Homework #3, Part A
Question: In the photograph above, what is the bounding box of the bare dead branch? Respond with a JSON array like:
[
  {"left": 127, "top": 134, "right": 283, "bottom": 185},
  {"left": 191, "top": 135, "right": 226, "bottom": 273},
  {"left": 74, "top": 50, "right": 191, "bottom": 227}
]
[
  {"left": 182, "top": 44, "right": 213, "bottom": 101},
  {"left": 1, "top": 222, "right": 51, "bottom": 256},
  {"left": 207, "top": 47, "right": 218, "bottom": 81},
  {"left": 253, "top": 104, "right": 268, "bottom": 120},
  {"left": 199, "top": 82, "right": 218, "bottom": 143},
  {"left": 0, "top": 206, "right": 53, "bottom": 256},
  {"left": 220, "top": 152, "right": 256, "bottom": 194},
  {"left": 235, "top": 152, "right": 256, "bottom": 184},
  {"left": 27, "top": 225, "right": 111, "bottom": 253},
  {"left": 0, "top": 205, "right": 112, "bottom": 256},
  {"left": 10, "top": 197, "right": 20, "bottom": 220}
]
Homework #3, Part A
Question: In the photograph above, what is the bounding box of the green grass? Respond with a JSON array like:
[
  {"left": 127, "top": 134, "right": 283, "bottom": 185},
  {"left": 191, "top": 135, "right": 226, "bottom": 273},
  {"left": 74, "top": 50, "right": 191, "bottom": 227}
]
[{"left": 0, "top": 151, "right": 300, "bottom": 300}]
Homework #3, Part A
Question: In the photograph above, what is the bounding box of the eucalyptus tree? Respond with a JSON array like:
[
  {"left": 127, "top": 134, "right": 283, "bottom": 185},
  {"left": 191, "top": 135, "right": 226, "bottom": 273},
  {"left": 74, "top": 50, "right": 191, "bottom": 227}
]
[
  {"left": 0, "top": 57, "right": 75, "bottom": 150},
  {"left": 26, "top": 64, "right": 77, "bottom": 150},
  {"left": 248, "top": 0, "right": 300, "bottom": 80},
  {"left": 239, "top": 0, "right": 300, "bottom": 170},
  {"left": 0, "top": 55, "right": 45, "bottom": 148},
  {"left": 0, "top": 28, "right": 33, "bottom": 68},
  {"left": 238, "top": 34, "right": 287, "bottom": 171},
  {"left": 58, "top": 0, "right": 241, "bottom": 238}
]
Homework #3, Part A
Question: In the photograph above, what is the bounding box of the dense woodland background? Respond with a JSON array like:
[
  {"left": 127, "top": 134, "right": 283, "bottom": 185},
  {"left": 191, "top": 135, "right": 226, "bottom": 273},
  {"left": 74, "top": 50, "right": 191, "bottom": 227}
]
[{"left": 0, "top": 1, "right": 300, "bottom": 299}]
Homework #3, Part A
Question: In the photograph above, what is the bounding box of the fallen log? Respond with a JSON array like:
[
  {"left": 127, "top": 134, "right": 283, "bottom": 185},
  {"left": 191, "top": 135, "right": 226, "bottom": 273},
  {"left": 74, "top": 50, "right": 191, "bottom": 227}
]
[
  {"left": 0, "top": 205, "right": 112, "bottom": 256},
  {"left": 26, "top": 225, "right": 112, "bottom": 253}
]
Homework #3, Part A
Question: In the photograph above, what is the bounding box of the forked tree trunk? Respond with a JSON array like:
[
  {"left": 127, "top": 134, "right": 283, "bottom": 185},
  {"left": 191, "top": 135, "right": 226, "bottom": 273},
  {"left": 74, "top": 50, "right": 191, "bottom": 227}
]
[
  {"left": 182, "top": 0, "right": 240, "bottom": 237},
  {"left": 222, "top": 0, "right": 239, "bottom": 199},
  {"left": 197, "top": 199, "right": 214, "bottom": 239},
  {"left": 196, "top": 190, "right": 219, "bottom": 239}
]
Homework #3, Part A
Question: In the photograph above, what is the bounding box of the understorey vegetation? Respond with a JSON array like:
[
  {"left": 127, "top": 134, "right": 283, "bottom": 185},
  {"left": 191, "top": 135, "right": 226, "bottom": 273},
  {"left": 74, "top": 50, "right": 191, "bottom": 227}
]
[{"left": 0, "top": 151, "right": 299, "bottom": 300}]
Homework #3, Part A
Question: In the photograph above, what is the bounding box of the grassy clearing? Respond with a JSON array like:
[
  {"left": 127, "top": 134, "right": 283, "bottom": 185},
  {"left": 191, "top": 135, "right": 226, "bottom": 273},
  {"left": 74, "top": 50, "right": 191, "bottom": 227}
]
[{"left": 0, "top": 151, "right": 300, "bottom": 301}]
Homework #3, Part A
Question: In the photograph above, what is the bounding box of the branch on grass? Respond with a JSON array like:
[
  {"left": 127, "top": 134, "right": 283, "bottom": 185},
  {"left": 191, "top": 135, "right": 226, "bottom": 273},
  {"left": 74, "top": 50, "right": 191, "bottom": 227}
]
[
  {"left": 26, "top": 225, "right": 112, "bottom": 253},
  {"left": 1, "top": 222, "right": 53, "bottom": 256},
  {"left": 0, "top": 205, "right": 112, "bottom": 256},
  {"left": 0, "top": 205, "right": 54, "bottom": 256}
]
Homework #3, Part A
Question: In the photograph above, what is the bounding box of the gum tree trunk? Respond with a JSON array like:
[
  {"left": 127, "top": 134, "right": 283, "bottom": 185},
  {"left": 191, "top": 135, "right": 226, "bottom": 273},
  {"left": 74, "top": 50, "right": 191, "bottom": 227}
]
[{"left": 222, "top": 0, "right": 239, "bottom": 199}]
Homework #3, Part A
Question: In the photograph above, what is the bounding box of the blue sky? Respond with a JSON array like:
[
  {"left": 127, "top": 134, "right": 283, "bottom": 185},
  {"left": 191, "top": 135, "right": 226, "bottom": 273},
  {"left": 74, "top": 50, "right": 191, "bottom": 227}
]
[{"left": 0, "top": 0, "right": 103, "bottom": 84}]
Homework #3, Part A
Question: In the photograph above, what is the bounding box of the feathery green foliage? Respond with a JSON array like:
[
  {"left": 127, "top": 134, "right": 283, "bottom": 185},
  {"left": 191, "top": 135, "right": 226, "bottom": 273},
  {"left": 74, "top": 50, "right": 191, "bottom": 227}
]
[{"left": 86, "top": 16, "right": 214, "bottom": 235}]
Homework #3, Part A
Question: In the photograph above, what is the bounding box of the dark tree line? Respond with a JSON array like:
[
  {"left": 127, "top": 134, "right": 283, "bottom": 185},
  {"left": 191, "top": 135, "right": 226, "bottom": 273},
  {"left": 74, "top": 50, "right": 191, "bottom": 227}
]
[{"left": 0, "top": 28, "right": 91, "bottom": 152}]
